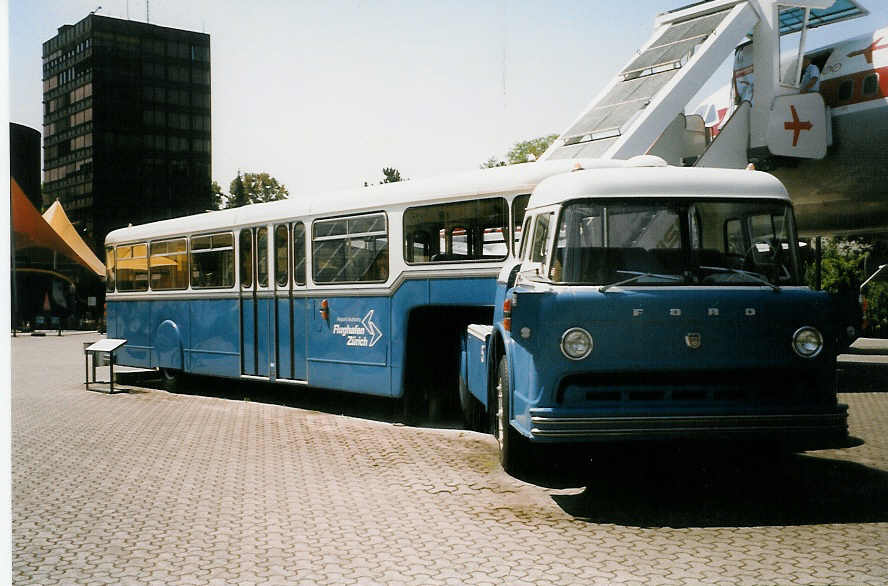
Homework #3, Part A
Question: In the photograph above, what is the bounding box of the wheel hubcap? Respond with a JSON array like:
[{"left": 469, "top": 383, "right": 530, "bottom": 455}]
[{"left": 495, "top": 378, "right": 504, "bottom": 451}]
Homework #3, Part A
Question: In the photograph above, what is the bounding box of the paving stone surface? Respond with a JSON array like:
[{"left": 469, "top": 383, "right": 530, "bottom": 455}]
[{"left": 12, "top": 333, "right": 888, "bottom": 585}]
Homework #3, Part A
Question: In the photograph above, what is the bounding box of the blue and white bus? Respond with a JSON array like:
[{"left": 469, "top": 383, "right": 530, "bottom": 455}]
[
  {"left": 459, "top": 162, "right": 852, "bottom": 473},
  {"left": 105, "top": 157, "right": 852, "bottom": 473},
  {"left": 104, "top": 158, "right": 645, "bottom": 415}
]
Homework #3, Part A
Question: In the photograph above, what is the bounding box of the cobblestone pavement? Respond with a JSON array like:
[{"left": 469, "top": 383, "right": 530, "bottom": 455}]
[{"left": 12, "top": 334, "right": 888, "bottom": 585}]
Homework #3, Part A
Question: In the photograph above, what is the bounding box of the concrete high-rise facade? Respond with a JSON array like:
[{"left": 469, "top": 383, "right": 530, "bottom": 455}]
[{"left": 42, "top": 14, "right": 211, "bottom": 252}]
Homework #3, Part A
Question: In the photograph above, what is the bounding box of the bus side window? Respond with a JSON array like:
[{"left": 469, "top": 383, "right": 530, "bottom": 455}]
[
  {"left": 482, "top": 227, "right": 507, "bottom": 258},
  {"left": 292, "top": 222, "right": 306, "bottom": 286},
  {"left": 105, "top": 246, "right": 116, "bottom": 292},
  {"left": 149, "top": 238, "right": 188, "bottom": 290},
  {"left": 449, "top": 226, "right": 468, "bottom": 258},
  {"left": 530, "top": 213, "right": 551, "bottom": 263},
  {"left": 117, "top": 243, "right": 148, "bottom": 292},
  {"left": 512, "top": 194, "right": 531, "bottom": 255},
  {"left": 403, "top": 197, "right": 508, "bottom": 263},
  {"left": 347, "top": 214, "right": 388, "bottom": 282},
  {"left": 274, "top": 224, "right": 288, "bottom": 289},
  {"left": 239, "top": 230, "right": 253, "bottom": 289},
  {"left": 257, "top": 227, "right": 269, "bottom": 288},
  {"left": 518, "top": 216, "right": 532, "bottom": 259},
  {"left": 191, "top": 232, "right": 234, "bottom": 289},
  {"left": 406, "top": 231, "right": 430, "bottom": 263},
  {"left": 313, "top": 213, "right": 388, "bottom": 283}
]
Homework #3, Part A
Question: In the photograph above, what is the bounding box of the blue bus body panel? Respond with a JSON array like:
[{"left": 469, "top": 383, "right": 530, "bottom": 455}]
[
  {"left": 111, "top": 300, "right": 151, "bottom": 366},
  {"left": 429, "top": 277, "right": 496, "bottom": 305},
  {"left": 292, "top": 298, "right": 307, "bottom": 380},
  {"left": 308, "top": 296, "right": 391, "bottom": 397},
  {"left": 151, "top": 299, "right": 189, "bottom": 369},
  {"left": 107, "top": 275, "right": 499, "bottom": 396},
  {"left": 255, "top": 298, "right": 272, "bottom": 377},
  {"left": 275, "top": 298, "right": 294, "bottom": 379},
  {"left": 189, "top": 299, "right": 240, "bottom": 377},
  {"left": 241, "top": 297, "right": 256, "bottom": 375}
]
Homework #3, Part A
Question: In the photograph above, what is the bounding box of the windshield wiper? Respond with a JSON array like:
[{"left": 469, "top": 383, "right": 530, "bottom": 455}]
[
  {"left": 599, "top": 270, "right": 683, "bottom": 293},
  {"left": 699, "top": 265, "right": 781, "bottom": 292}
]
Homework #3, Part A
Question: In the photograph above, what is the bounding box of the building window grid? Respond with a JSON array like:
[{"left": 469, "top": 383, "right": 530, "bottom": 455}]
[{"left": 43, "top": 18, "right": 211, "bottom": 248}]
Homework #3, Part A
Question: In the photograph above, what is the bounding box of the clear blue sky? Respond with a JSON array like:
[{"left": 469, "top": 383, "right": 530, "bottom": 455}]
[{"left": 9, "top": 0, "right": 888, "bottom": 195}]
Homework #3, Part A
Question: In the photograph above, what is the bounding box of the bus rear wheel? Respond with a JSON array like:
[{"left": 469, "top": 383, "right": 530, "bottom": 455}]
[
  {"left": 160, "top": 368, "right": 184, "bottom": 393},
  {"left": 494, "top": 356, "right": 530, "bottom": 475}
]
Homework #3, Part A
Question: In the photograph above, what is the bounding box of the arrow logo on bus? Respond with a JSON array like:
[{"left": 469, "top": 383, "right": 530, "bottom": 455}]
[{"left": 362, "top": 309, "right": 383, "bottom": 348}]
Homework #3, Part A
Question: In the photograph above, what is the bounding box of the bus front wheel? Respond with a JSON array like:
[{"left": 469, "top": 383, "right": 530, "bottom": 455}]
[{"left": 494, "top": 356, "right": 530, "bottom": 475}]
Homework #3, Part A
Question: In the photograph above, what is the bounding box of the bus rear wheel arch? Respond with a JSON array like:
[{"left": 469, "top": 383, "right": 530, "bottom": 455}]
[
  {"left": 160, "top": 367, "right": 184, "bottom": 393},
  {"left": 403, "top": 305, "right": 492, "bottom": 422}
]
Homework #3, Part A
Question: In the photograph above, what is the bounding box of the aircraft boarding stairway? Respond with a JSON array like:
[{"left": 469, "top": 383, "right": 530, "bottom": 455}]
[{"left": 540, "top": 0, "right": 868, "bottom": 168}]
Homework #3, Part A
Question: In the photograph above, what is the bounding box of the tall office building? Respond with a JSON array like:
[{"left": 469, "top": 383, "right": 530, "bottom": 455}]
[
  {"left": 42, "top": 14, "right": 211, "bottom": 252},
  {"left": 10, "top": 123, "right": 42, "bottom": 208}
]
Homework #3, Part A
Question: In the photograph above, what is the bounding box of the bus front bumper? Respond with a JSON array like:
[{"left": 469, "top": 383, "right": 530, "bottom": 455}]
[{"left": 528, "top": 406, "right": 852, "bottom": 449}]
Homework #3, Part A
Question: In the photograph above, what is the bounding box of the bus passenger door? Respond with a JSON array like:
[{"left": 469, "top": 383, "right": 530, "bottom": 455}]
[
  {"left": 239, "top": 226, "right": 273, "bottom": 377},
  {"left": 273, "top": 222, "right": 308, "bottom": 381}
]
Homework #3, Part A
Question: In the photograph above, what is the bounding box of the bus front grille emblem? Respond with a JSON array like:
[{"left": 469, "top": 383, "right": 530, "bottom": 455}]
[{"left": 685, "top": 333, "right": 702, "bottom": 349}]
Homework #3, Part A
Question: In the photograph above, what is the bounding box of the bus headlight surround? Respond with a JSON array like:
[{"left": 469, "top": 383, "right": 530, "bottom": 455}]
[
  {"left": 792, "top": 326, "right": 823, "bottom": 358},
  {"left": 561, "top": 327, "right": 593, "bottom": 360}
]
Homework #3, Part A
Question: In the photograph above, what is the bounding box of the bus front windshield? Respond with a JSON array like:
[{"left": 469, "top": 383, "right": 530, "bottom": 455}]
[{"left": 549, "top": 199, "right": 801, "bottom": 287}]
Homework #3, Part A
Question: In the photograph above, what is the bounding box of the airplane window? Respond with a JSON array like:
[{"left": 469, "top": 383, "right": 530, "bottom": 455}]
[
  {"left": 838, "top": 80, "right": 853, "bottom": 101},
  {"left": 863, "top": 74, "right": 878, "bottom": 96}
]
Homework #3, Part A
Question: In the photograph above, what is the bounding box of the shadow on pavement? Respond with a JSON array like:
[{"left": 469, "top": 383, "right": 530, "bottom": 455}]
[
  {"left": 549, "top": 446, "right": 888, "bottom": 528},
  {"left": 117, "top": 370, "right": 463, "bottom": 428},
  {"left": 838, "top": 363, "right": 888, "bottom": 392},
  {"left": 119, "top": 368, "right": 888, "bottom": 529}
]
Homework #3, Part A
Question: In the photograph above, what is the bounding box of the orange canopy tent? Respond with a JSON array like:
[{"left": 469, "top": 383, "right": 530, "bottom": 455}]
[{"left": 11, "top": 178, "right": 105, "bottom": 277}]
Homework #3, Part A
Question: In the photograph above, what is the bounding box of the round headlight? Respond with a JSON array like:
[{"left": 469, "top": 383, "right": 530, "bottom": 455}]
[
  {"left": 792, "top": 326, "right": 823, "bottom": 358},
  {"left": 561, "top": 327, "right": 593, "bottom": 360}
]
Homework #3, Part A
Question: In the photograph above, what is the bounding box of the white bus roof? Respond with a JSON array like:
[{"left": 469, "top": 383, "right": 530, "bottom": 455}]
[
  {"left": 528, "top": 166, "right": 790, "bottom": 210},
  {"left": 105, "top": 157, "right": 661, "bottom": 245}
]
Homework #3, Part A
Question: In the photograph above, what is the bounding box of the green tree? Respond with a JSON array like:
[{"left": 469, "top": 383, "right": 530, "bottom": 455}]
[
  {"left": 865, "top": 280, "right": 888, "bottom": 337},
  {"left": 480, "top": 156, "right": 506, "bottom": 169},
  {"left": 505, "top": 134, "right": 559, "bottom": 164},
  {"left": 382, "top": 167, "right": 402, "bottom": 183},
  {"left": 804, "top": 236, "right": 888, "bottom": 337},
  {"left": 481, "top": 134, "right": 558, "bottom": 168},
  {"left": 210, "top": 180, "right": 225, "bottom": 210},
  {"left": 805, "top": 237, "right": 870, "bottom": 293},
  {"left": 222, "top": 172, "right": 288, "bottom": 208},
  {"left": 227, "top": 172, "right": 249, "bottom": 208},
  {"left": 240, "top": 172, "right": 289, "bottom": 204}
]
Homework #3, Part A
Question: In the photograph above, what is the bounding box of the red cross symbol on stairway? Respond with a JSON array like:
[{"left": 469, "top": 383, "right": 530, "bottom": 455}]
[{"left": 783, "top": 105, "right": 812, "bottom": 147}]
